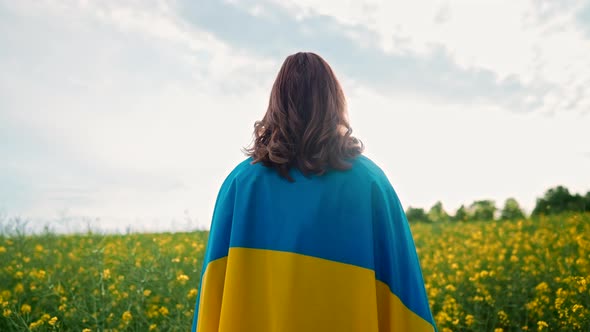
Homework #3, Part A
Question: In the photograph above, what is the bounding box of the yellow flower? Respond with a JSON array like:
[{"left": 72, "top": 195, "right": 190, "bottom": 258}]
[
  {"left": 149, "top": 324, "right": 157, "bottom": 331},
  {"left": 143, "top": 289, "right": 152, "bottom": 297},
  {"left": 48, "top": 316, "right": 58, "bottom": 326},
  {"left": 187, "top": 288, "right": 198, "bottom": 299},
  {"left": 3, "top": 308, "right": 12, "bottom": 317},
  {"left": 14, "top": 283, "right": 24, "bottom": 294},
  {"left": 537, "top": 321, "right": 548, "bottom": 331},
  {"left": 20, "top": 304, "right": 32, "bottom": 314},
  {"left": 158, "top": 306, "right": 169, "bottom": 316},
  {"left": 102, "top": 269, "right": 111, "bottom": 279},
  {"left": 445, "top": 284, "right": 456, "bottom": 292},
  {"left": 0, "top": 246, "right": 6, "bottom": 253},
  {"left": 465, "top": 314, "right": 475, "bottom": 326},
  {"left": 494, "top": 329, "right": 503, "bottom": 332},
  {"left": 29, "top": 320, "right": 43, "bottom": 329},
  {"left": 535, "top": 282, "right": 549, "bottom": 293},
  {"left": 122, "top": 310, "right": 132, "bottom": 322},
  {"left": 31, "top": 269, "right": 46, "bottom": 279},
  {"left": 82, "top": 329, "right": 92, "bottom": 332},
  {"left": 177, "top": 274, "right": 190, "bottom": 283}
]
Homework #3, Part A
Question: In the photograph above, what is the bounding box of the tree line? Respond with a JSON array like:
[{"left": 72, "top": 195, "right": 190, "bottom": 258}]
[{"left": 405, "top": 185, "right": 590, "bottom": 223}]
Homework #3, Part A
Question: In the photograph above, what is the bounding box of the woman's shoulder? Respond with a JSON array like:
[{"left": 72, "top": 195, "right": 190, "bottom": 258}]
[
  {"left": 350, "top": 155, "right": 386, "bottom": 177},
  {"left": 223, "top": 157, "right": 259, "bottom": 181},
  {"left": 224, "top": 155, "right": 392, "bottom": 187},
  {"left": 220, "top": 157, "right": 276, "bottom": 184},
  {"left": 346, "top": 154, "right": 392, "bottom": 186}
]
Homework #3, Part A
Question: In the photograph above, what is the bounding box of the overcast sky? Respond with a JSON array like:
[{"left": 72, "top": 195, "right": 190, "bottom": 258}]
[{"left": 1, "top": 0, "right": 589, "bottom": 232}]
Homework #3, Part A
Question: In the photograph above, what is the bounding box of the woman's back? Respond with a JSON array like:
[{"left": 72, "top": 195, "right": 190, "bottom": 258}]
[
  {"left": 192, "top": 51, "right": 436, "bottom": 331},
  {"left": 193, "top": 155, "right": 436, "bottom": 331}
]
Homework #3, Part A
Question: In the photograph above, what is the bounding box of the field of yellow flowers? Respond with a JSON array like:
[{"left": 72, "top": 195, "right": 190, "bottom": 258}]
[
  {"left": 0, "top": 230, "right": 207, "bottom": 331},
  {"left": 413, "top": 213, "right": 590, "bottom": 331},
  {"left": 1, "top": 213, "right": 589, "bottom": 331}
]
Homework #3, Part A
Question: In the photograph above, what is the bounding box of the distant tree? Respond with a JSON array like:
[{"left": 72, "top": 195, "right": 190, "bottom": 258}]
[
  {"left": 585, "top": 192, "right": 590, "bottom": 212},
  {"left": 532, "top": 186, "right": 586, "bottom": 215},
  {"left": 406, "top": 207, "right": 430, "bottom": 223},
  {"left": 469, "top": 200, "right": 496, "bottom": 221},
  {"left": 500, "top": 198, "right": 526, "bottom": 220},
  {"left": 427, "top": 201, "right": 450, "bottom": 223},
  {"left": 571, "top": 194, "right": 587, "bottom": 212},
  {"left": 452, "top": 205, "right": 469, "bottom": 222}
]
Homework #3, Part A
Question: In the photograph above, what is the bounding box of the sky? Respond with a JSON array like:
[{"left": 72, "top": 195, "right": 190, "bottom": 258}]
[{"left": 1, "top": 0, "right": 589, "bottom": 233}]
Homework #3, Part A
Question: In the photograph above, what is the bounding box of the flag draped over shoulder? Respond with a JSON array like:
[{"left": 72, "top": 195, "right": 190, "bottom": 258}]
[{"left": 191, "top": 155, "right": 437, "bottom": 332}]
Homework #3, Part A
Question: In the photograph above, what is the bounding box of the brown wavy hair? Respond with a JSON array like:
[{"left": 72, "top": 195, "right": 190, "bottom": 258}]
[{"left": 246, "top": 52, "right": 364, "bottom": 181}]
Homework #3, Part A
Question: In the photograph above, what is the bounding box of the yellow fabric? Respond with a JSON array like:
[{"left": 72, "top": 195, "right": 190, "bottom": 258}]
[
  {"left": 375, "top": 279, "right": 435, "bottom": 332},
  {"left": 196, "top": 256, "right": 227, "bottom": 332},
  {"left": 197, "top": 247, "right": 435, "bottom": 332}
]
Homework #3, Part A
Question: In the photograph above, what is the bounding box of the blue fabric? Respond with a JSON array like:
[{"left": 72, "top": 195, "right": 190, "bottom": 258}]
[{"left": 192, "top": 155, "right": 436, "bottom": 331}]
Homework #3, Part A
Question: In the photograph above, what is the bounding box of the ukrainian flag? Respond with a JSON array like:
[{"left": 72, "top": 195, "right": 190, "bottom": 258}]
[{"left": 191, "top": 156, "right": 437, "bottom": 332}]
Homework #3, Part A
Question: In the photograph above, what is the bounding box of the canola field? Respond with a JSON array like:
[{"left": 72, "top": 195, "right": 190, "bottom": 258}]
[{"left": 0, "top": 213, "right": 589, "bottom": 331}]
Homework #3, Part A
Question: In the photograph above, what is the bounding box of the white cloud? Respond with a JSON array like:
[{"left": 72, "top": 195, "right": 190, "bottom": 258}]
[{"left": 268, "top": 0, "right": 590, "bottom": 114}]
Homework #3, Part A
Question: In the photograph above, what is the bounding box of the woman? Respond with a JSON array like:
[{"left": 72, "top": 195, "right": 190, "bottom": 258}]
[{"left": 191, "top": 52, "right": 436, "bottom": 332}]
